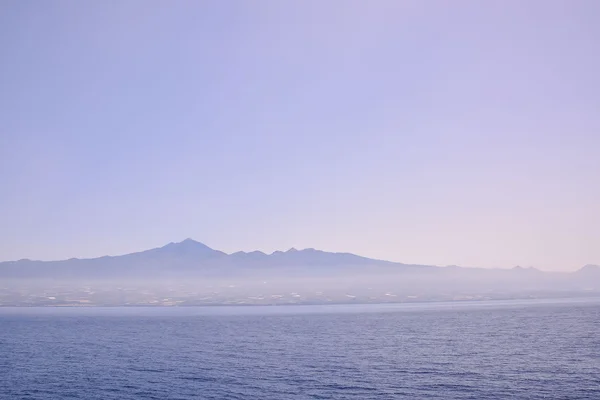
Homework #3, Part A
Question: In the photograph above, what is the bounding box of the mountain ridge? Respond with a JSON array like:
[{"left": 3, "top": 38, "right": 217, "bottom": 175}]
[
  {"left": 0, "top": 239, "right": 423, "bottom": 279},
  {"left": 0, "top": 239, "right": 596, "bottom": 279}
]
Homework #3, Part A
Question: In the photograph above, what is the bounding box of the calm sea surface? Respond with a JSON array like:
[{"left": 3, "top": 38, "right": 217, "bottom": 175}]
[{"left": 1, "top": 298, "right": 599, "bottom": 399}]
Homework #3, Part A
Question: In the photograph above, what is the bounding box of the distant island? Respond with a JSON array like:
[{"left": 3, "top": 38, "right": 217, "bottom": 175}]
[{"left": 1, "top": 239, "right": 598, "bottom": 307}]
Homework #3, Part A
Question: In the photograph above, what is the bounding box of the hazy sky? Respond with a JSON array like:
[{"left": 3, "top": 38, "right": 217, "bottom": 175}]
[{"left": 1, "top": 1, "right": 599, "bottom": 271}]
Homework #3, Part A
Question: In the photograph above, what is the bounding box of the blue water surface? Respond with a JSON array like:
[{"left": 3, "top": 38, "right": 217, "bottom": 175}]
[{"left": 1, "top": 298, "right": 599, "bottom": 399}]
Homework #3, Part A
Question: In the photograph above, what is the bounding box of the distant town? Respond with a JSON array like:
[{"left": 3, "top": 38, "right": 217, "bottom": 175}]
[{"left": 1, "top": 282, "right": 597, "bottom": 307}]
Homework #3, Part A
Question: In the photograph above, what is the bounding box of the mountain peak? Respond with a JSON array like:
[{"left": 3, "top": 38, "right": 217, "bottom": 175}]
[
  {"left": 578, "top": 264, "right": 600, "bottom": 272},
  {"left": 161, "top": 238, "right": 215, "bottom": 252},
  {"left": 286, "top": 247, "right": 298, "bottom": 253}
]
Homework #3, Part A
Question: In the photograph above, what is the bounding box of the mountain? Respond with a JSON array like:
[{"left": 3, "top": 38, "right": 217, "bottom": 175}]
[
  {"left": 574, "top": 264, "right": 600, "bottom": 278},
  {"left": 1, "top": 240, "right": 596, "bottom": 286},
  {"left": 0, "top": 239, "right": 428, "bottom": 279}
]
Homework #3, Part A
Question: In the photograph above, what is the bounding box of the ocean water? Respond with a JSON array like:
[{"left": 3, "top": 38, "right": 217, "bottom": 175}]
[{"left": 1, "top": 299, "right": 599, "bottom": 399}]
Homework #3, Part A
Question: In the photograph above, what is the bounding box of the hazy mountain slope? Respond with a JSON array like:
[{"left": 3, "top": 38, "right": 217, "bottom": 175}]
[
  {"left": 0, "top": 240, "right": 596, "bottom": 289},
  {"left": 0, "top": 239, "right": 426, "bottom": 279}
]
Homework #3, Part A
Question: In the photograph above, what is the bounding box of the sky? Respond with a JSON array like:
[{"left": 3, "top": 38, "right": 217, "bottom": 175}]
[{"left": 1, "top": 1, "right": 599, "bottom": 271}]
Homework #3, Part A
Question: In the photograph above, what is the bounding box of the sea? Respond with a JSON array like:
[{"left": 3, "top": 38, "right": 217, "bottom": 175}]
[{"left": 1, "top": 298, "right": 599, "bottom": 399}]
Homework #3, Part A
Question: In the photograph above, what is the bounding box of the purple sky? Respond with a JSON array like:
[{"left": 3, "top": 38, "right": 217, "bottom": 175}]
[{"left": 1, "top": 1, "right": 599, "bottom": 271}]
